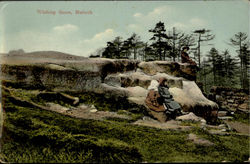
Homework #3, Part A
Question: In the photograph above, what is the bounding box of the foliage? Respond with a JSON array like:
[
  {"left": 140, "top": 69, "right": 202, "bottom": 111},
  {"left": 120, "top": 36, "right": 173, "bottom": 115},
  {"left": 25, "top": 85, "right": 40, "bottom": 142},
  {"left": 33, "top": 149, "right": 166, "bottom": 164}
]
[
  {"left": 149, "top": 21, "right": 172, "bottom": 60},
  {"left": 229, "top": 32, "right": 249, "bottom": 90},
  {"left": 1, "top": 88, "right": 249, "bottom": 163}
]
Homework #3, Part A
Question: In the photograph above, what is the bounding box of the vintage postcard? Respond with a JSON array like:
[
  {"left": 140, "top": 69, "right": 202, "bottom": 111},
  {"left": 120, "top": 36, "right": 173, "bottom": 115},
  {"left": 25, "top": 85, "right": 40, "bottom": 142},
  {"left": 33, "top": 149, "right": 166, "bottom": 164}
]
[{"left": 0, "top": 0, "right": 249, "bottom": 163}]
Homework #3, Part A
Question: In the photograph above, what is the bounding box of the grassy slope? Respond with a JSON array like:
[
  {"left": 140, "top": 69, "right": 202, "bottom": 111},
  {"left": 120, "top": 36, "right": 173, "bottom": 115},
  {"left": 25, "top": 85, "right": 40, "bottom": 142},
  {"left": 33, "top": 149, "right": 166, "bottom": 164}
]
[{"left": 1, "top": 88, "right": 249, "bottom": 163}]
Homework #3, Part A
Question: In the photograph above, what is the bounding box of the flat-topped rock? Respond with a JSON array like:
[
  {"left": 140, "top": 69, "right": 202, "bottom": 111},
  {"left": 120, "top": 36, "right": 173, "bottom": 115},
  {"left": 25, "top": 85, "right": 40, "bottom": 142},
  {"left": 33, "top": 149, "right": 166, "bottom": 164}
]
[{"left": 0, "top": 51, "right": 218, "bottom": 123}]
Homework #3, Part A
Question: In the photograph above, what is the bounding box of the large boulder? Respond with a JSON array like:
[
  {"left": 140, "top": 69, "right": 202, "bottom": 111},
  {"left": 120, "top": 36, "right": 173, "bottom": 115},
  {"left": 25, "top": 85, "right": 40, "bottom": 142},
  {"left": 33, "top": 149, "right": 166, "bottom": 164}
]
[
  {"left": 0, "top": 51, "right": 218, "bottom": 123},
  {"left": 138, "top": 61, "right": 197, "bottom": 81}
]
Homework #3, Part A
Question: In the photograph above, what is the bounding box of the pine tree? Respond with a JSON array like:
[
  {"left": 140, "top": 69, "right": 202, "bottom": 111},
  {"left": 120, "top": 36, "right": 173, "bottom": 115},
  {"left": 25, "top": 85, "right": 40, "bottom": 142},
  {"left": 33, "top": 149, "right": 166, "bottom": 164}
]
[
  {"left": 229, "top": 32, "right": 248, "bottom": 89},
  {"left": 241, "top": 43, "right": 250, "bottom": 89},
  {"left": 149, "top": 21, "right": 171, "bottom": 60},
  {"left": 129, "top": 33, "right": 144, "bottom": 60},
  {"left": 102, "top": 41, "right": 116, "bottom": 58},
  {"left": 200, "top": 57, "right": 211, "bottom": 93},
  {"left": 207, "top": 47, "right": 219, "bottom": 85},
  {"left": 102, "top": 36, "right": 123, "bottom": 59},
  {"left": 221, "top": 50, "right": 239, "bottom": 87},
  {"left": 215, "top": 54, "right": 226, "bottom": 86}
]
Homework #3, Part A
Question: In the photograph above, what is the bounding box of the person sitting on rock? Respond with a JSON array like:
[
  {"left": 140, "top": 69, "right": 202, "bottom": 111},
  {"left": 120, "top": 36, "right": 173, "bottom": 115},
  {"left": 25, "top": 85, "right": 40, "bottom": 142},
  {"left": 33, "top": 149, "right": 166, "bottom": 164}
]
[
  {"left": 145, "top": 78, "right": 181, "bottom": 120},
  {"left": 145, "top": 79, "right": 165, "bottom": 112},
  {"left": 181, "top": 46, "right": 197, "bottom": 66},
  {"left": 158, "top": 77, "right": 181, "bottom": 119}
]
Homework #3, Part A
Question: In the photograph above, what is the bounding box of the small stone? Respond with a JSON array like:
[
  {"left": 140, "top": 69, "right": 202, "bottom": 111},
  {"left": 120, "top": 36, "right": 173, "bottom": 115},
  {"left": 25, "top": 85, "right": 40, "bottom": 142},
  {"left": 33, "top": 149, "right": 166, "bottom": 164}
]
[
  {"left": 218, "top": 124, "right": 226, "bottom": 129},
  {"left": 90, "top": 109, "right": 98, "bottom": 113},
  {"left": 238, "top": 103, "right": 249, "bottom": 113},
  {"left": 142, "top": 116, "right": 154, "bottom": 121},
  {"left": 232, "top": 104, "right": 238, "bottom": 107},
  {"left": 218, "top": 111, "right": 228, "bottom": 117},
  {"left": 201, "top": 119, "right": 207, "bottom": 124},
  {"left": 181, "top": 111, "right": 189, "bottom": 115},
  {"left": 218, "top": 116, "right": 233, "bottom": 120},
  {"left": 176, "top": 112, "right": 203, "bottom": 122},
  {"left": 226, "top": 124, "right": 232, "bottom": 131},
  {"left": 91, "top": 105, "right": 96, "bottom": 109},
  {"left": 79, "top": 104, "right": 88, "bottom": 109},
  {"left": 216, "top": 95, "right": 223, "bottom": 101},
  {"left": 221, "top": 129, "right": 227, "bottom": 132}
]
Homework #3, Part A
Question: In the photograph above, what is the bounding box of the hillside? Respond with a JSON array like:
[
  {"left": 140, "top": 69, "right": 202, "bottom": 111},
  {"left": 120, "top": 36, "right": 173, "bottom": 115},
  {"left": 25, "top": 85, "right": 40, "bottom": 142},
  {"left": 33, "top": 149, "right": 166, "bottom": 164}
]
[
  {"left": 0, "top": 50, "right": 249, "bottom": 163},
  {"left": 0, "top": 51, "right": 87, "bottom": 64}
]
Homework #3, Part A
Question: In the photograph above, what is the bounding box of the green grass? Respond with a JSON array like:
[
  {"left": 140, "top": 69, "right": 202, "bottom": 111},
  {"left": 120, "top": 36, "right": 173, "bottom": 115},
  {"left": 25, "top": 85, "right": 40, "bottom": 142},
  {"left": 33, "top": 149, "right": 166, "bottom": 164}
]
[
  {"left": 233, "top": 112, "right": 250, "bottom": 125},
  {"left": 1, "top": 88, "right": 249, "bottom": 163}
]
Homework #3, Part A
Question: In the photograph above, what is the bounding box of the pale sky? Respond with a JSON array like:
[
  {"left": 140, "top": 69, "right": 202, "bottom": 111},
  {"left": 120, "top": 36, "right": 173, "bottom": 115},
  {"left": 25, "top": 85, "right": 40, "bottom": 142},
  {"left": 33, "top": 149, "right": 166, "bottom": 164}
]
[{"left": 0, "top": 0, "right": 249, "bottom": 58}]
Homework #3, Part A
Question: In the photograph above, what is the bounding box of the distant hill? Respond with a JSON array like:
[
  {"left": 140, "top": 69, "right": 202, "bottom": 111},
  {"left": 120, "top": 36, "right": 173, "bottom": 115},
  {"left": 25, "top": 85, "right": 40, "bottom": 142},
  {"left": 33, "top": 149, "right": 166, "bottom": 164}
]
[
  {"left": 0, "top": 51, "right": 88, "bottom": 64},
  {"left": 4, "top": 51, "right": 87, "bottom": 60}
]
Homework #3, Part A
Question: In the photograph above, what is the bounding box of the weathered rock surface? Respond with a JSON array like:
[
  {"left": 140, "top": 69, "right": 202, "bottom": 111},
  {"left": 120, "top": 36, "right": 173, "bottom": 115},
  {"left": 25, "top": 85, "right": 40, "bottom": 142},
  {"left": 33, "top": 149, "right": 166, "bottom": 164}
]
[
  {"left": 133, "top": 119, "right": 192, "bottom": 131},
  {"left": 187, "top": 133, "right": 214, "bottom": 146},
  {"left": 0, "top": 51, "right": 218, "bottom": 122},
  {"left": 176, "top": 112, "right": 204, "bottom": 122},
  {"left": 209, "top": 86, "right": 249, "bottom": 114},
  {"left": 224, "top": 121, "right": 250, "bottom": 135},
  {"left": 138, "top": 61, "right": 197, "bottom": 81}
]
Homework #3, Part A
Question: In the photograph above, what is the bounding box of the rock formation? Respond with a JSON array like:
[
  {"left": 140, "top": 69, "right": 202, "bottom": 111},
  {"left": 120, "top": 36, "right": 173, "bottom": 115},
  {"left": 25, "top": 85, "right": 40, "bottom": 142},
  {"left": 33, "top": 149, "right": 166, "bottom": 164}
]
[
  {"left": 209, "top": 86, "right": 249, "bottom": 114},
  {"left": 0, "top": 51, "right": 218, "bottom": 123}
]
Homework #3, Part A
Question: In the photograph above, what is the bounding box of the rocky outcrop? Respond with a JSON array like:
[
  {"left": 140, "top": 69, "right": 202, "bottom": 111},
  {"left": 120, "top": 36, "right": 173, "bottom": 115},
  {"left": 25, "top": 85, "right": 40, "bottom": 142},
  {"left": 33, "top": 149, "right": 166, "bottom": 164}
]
[
  {"left": 138, "top": 61, "right": 197, "bottom": 81},
  {"left": 0, "top": 52, "right": 218, "bottom": 123},
  {"left": 209, "top": 86, "right": 249, "bottom": 114}
]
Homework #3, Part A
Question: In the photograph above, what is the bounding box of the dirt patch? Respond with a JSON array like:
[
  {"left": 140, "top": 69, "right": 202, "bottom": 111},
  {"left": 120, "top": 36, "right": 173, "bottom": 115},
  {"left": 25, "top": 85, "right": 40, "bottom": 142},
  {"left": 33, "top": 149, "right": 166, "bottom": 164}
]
[
  {"left": 133, "top": 118, "right": 192, "bottom": 131},
  {"left": 65, "top": 104, "right": 131, "bottom": 120},
  {"left": 225, "top": 121, "right": 250, "bottom": 135}
]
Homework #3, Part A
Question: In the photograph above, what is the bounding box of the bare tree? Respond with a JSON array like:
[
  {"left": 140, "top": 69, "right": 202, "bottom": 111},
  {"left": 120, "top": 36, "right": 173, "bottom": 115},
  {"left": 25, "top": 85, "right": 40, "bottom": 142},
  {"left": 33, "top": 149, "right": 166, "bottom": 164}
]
[{"left": 193, "top": 29, "right": 215, "bottom": 69}]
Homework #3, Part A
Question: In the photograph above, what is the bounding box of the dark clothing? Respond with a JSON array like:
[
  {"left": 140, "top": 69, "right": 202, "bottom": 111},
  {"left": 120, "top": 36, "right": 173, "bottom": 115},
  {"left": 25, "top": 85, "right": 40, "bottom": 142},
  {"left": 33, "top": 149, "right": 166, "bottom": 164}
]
[
  {"left": 158, "top": 85, "right": 181, "bottom": 113},
  {"left": 181, "top": 52, "right": 190, "bottom": 63},
  {"left": 181, "top": 51, "right": 197, "bottom": 66},
  {"left": 145, "top": 77, "right": 181, "bottom": 119}
]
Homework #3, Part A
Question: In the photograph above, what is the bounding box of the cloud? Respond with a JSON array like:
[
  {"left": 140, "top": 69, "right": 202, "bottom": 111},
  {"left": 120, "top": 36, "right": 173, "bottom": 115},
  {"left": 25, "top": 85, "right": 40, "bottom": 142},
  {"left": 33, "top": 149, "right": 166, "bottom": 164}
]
[
  {"left": 83, "top": 28, "right": 115, "bottom": 43},
  {"left": 126, "top": 5, "right": 177, "bottom": 41},
  {"left": 147, "top": 6, "right": 173, "bottom": 18},
  {"left": 189, "top": 18, "right": 207, "bottom": 27},
  {"left": 82, "top": 28, "right": 118, "bottom": 55},
  {"left": 127, "top": 24, "right": 144, "bottom": 33},
  {"left": 53, "top": 24, "right": 79, "bottom": 34},
  {"left": 169, "top": 22, "right": 187, "bottom": 30},
  {"left": 133, "top": 13, "right": 142, "bottom": 18},
  {"left": 169, "top": 18, "right": 207, "bottom": 31},
  {"left": 133, "top": 6, "right": 174, "bottom": 23},
  {"left": 129, "top": 5, "right": 207, "bottom": 35}
]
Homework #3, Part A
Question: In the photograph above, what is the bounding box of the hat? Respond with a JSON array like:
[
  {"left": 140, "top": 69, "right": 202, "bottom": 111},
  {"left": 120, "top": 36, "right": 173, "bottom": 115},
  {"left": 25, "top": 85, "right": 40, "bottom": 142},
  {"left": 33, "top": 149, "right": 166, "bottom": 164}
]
[
  {"left": 182, "top": 46, "right": 190, "bottom": 51},
  {"left": 158, "top": 77, "right": 168, "bottom": 87}
]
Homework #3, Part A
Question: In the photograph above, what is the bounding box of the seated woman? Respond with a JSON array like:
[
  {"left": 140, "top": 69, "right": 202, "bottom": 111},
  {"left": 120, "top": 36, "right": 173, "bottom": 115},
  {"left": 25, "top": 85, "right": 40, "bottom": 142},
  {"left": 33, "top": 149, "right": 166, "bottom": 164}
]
[
  {"left": 145, "top": 79, "right": 165, "bottom": 112},
  {"left": 145, "top": 78, "right": 181, "bottom": 119},
  {"left": 181, "top": 46, "right": 197, "bottom": 66},
  {"left": 158, "top": 78, "right": 181, "bottom": 118}
]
